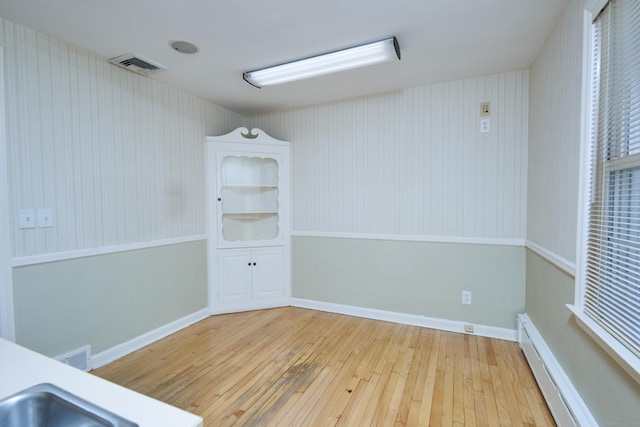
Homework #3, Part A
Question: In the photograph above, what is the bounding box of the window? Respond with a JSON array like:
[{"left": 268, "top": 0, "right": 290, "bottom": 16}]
[{"left": 573, "top": 0, "right": 640, "bottom": 382}]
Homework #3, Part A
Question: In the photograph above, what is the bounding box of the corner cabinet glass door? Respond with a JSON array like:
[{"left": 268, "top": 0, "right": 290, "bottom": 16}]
[{"left": 217, "top": 151, "right": 284, "bottom": 248}]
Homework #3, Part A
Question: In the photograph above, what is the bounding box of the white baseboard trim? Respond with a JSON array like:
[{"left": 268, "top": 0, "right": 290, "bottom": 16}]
[
  {"left": 90, "top": 308, "right": 209, "bottom": 370},
  {"left": 292, "top": 298, "right": 517, "bottom": 342},
  {"left": 517, "top": 313, "right": 597, "bottom": 427}
]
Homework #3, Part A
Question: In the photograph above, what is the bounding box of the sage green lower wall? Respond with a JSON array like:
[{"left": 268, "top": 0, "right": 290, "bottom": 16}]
[
  {"left": 292, "top": 236, "right": 525, "bottom": 329},
  {"left": 12, "top": 240, "right": 208, "bottom": 357},
  {"left": 525, "top": 249, "right": 640, "bottom": 425}
]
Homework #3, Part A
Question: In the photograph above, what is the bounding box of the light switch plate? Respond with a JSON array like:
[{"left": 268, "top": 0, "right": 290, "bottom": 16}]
[
  {"left": 38, "top": 208, "right": 54, "bottom": 228},
  {"left": 19, "top": 209, "right": 36, "bottom": 229}
]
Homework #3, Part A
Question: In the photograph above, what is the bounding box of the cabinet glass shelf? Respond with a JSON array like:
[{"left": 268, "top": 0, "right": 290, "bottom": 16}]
[
  {"left": 220, "top": 185, "right": 279, "bottom": 214},
  {"left": 221, "top": 213, "right": 279, "bottom": 241},
  {"left": 219, "top": 155, "right": 280, "bottom": 242}
]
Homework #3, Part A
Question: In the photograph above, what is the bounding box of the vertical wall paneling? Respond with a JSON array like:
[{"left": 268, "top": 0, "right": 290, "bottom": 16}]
[
  {"left": 249, "top": 70, "right": 529, "bottom": 241},
  {"left": 0, "top": 45, "right": 16, "bottom": 340},
  {"left": 0, "top": 17, "right": 245, "bottom": 259},
  {"left": 527, "top": 0, "right": 583, "bottom": 263}
]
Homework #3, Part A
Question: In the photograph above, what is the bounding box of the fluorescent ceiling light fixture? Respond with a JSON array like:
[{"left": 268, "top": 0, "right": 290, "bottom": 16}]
[{"left": 243, "top": 37, "right": 401, "bottom": 88}]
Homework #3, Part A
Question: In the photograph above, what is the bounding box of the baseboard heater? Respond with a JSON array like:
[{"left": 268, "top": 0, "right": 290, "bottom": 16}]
[
  {"left": 517, "top": 314, "right": 597, "bottom": 427},
  {"left": 54, "top": 345, "right": 91, "bottom": 372}
]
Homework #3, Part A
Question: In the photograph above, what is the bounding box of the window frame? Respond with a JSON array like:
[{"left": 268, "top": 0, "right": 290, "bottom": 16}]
[{"left": 571, "top": 0, "right": 640, "bottom": 385}]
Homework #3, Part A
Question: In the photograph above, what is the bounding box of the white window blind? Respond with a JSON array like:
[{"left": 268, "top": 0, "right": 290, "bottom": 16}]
[{"left": 584, "top": 0, "right": 640, "bottom": 359}]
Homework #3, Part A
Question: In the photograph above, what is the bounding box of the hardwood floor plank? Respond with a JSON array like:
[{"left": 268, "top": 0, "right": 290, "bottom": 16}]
[
  {"left": 493, "top": 340, "right": 525, "bottom": 427},
  {"left": 403, "top": 328, "right": 432, "bottom": 426},
  {"left": 410, "top": 328, "right": 441, "bottom": 426},
  {"left": 379, "top": 339, "right": 414, "bottom": 425},
  {"left": 92, "top": 307, "right": 555, "bottom": 426},
  {"left": 393, "top": 328, "right": 423, "bottom": 426},
  {"left": 358, "top": 324, "right": 408, "bottom": 425},
  {"left": 428, "top": 332, "right": 446, "bottom": 426},
  {"left": 453, "top": 333, "right": 465, "bottom": 425},
  {"left": 476, "top": 336, "right": 502, "bottom": 426}
]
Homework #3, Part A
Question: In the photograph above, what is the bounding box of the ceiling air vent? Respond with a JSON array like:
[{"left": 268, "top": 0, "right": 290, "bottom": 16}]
[{"left": 108, "top": 53, "right": 167, "bottom": 76}]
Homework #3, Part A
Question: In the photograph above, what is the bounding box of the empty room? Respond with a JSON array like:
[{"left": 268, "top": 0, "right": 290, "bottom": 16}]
[{"left": 0, "top": 0, "right": 639, "bottom": 426}]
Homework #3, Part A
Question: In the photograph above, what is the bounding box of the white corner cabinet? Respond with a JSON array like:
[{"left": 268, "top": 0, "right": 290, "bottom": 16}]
[{"left": 205, "top": 128, "right": 290, "bottom": 314}]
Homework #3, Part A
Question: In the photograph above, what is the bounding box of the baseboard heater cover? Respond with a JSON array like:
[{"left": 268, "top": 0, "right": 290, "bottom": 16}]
[
  {"left": 54, "top": 345, "right": 91, "bottom": 372},
  {"left": 517, "top": 314, "right": 597, "bottom": 427}
]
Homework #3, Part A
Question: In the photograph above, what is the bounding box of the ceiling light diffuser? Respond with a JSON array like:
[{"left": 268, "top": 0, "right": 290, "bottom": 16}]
[{"left": 243, "top": 37, "right": 401, "bottom": 88}]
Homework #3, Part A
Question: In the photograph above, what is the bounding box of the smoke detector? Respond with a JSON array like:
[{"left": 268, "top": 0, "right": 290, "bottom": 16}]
[
  {"left": 170, "top": 40, "right": 198, "bottom": 54},
  {"left": 108, "top": 53, "right": 167, "bottom": 76}
]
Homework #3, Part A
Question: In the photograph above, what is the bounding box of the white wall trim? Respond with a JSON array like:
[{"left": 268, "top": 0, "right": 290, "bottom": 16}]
[
  {"left": 292, "top": 298, "right": 518, "bottom": 342},
  {"left": 518, "top": 313, "right": 597, "bottom": 427},
  {"left": 90, "top": 308, "right": 209, "bottom": 370},
  {"left": 0, "top": 46, "right": 15, "bottom": 342},
  {"left": 12, "top": 235, "right": 208, "bottom": 267},
  {"left": 293, "top": 231, "right": 525, "bottom": 247},
  {"left": 567, "top": 304, "right": 640, "bottom": 386},
  {"left": 525, "top": 240, "right": 576, "bottom": 276},
  {"left": 574, "top": 3, "right": 599, "bottom": 312}
]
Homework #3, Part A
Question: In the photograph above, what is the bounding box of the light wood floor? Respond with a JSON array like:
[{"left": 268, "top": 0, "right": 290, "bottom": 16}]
[{"left": 92, "top": 307, "right": 555, "bottom": 426}]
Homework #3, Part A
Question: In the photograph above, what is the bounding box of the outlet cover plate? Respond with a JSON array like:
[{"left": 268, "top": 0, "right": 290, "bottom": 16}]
[
  {"left": 462, "top": 290, "right": 472, "bottom": 305},
  {"left": 480, "top": 118, "right": 490, "bottom": 133},
  {"left": 38, "top": 208, "right": 54, "bottom": 228},
  {"left": 19, "top": 209, "right": 36, "bottom": 229}
]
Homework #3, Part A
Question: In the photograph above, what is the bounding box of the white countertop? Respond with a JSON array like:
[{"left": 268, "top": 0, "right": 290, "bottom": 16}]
[{"left": 0, "top": 338, "right": 203, "bottom": 427}]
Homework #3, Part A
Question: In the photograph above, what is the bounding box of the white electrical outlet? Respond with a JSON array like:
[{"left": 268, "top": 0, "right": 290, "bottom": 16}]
[
  {"left": 462, "top": 290, "right": 472, "bottom": 305},
  {"left": 464, "top": 324, "right": 475, "bottom": 333},
  {"left": 480, "top": 118, "right": 490, "bottom": 133}
]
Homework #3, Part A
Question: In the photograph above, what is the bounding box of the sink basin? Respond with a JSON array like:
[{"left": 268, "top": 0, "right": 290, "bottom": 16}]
[{"left": 0, "top": 383, "right": 139, "bottom": 427}]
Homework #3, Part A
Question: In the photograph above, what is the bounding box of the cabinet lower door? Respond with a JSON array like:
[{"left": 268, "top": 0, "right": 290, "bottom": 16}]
[
  {"left": 253, "top": 248, "right": 284, "bottom": 299},
  {"left": 216, "top": 251, "right": 252, "bottom": 303},
  {"left": 212, "top": 247, "right": 286, "bottom": 314}
]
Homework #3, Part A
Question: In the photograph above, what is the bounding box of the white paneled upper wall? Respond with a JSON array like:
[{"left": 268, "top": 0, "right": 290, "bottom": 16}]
[
  {"left": 2, "top": 12, "right": 529, "bottom": 257},
  {"left": 1, "top": 18, "right": 244, "bottom": 258},
  {"left": 527, "top": 0, "right": 583, "bottom": 265},
  {"left": 250, "top": 70, "right": 528, "bottom": 241}
]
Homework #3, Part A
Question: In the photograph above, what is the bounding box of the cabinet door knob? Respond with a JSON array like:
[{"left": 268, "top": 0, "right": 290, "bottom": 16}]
[
  {"left": 217, "top": 197, "right": 222, "bottom": 202},
  {"left": 247, "top": 262, "right": 251, "bottom": 266},
  {"left": 253, "top": 262, "right": 257, "bottom": 266}
]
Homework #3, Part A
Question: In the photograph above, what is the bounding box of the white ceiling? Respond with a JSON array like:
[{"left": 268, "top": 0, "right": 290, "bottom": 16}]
[{"left": 0, "top": 0, "right": 567, "bottom": 115}]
